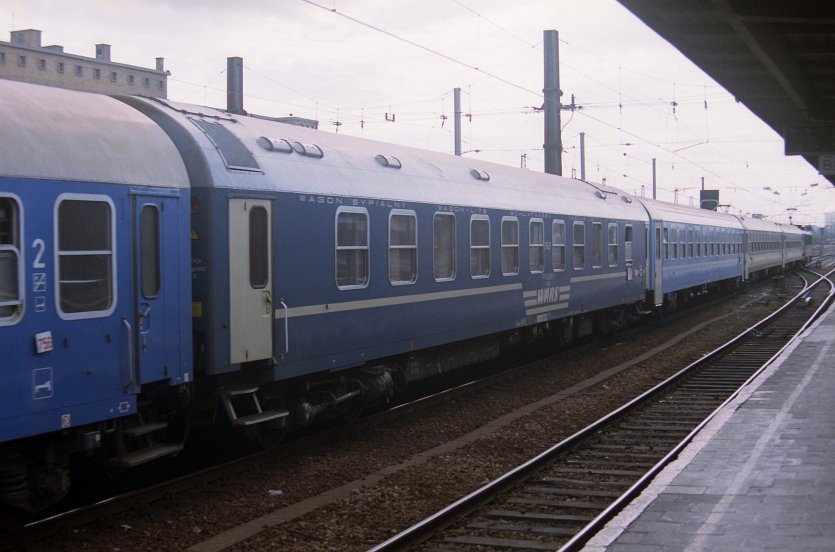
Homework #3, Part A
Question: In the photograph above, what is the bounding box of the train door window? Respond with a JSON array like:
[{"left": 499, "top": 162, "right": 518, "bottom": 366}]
[
  {"left": 56, "top": 196, "right": 115, "bottom": 318},
  {"left": 389, "top": 210, "right": 417, "bottom": 285},
  {"left": 662, "top": 227, "right": 669, "bottom": 259},
  {"left": 591, "top": 223, "right": 602, "bottom": 268},
  {"left": 249, "top": 206, "right": 269, "bottom": 289},
  {"left": 0, "top": 196, "right": 22, "bottom": 321},
  {"left": 336, "top": 208, "right": 369, "bottom": 289},
  {"left": 501, "top": 217, "right": 519, "bottom": 276},
  {"left": 529, "top": 219, "right": 544, "bottom": 274},
  {"left": 433, "top": 213, "right": 456, "bottom": 281},
  {"left": 573, "top": 221, "right": 585, "bottom": 270},
  {"left": 140, "top": 205, "right": 161, "bottom": 298},
  {"left": 607, "top": 223, "right": 618, "bottom": 267},
  {"left": 624, "top": 225, "right": 633, "bottom": 264},
  {"left": 470, "top": 215, "right": 490, "bottom": 279},
  {"left": 552, "top": 220, "right": 566, "bottom": 271}
]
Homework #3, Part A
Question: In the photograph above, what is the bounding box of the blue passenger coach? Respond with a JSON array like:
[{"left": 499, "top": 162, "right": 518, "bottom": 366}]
[
  {"left": 0, "top": 81, "right": 192, "bottom": 513},
  {"left": 121, "top": 95, "right": 650, "bottom": 427},
  {"left": 637, "top": 198, "right": 744, "bottom": 307}
]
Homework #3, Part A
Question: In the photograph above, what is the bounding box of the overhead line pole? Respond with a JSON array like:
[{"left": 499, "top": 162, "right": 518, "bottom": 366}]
[{"left": 543, "top": 29, "right": 562, "bottom": 176}]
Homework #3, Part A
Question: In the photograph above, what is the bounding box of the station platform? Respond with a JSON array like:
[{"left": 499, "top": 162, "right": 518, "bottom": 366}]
[{"left": 585, "top": 302, "right": 835, "bottom": 551}]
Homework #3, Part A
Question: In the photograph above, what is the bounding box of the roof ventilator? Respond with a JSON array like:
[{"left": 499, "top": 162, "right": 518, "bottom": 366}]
[
  {"left": 621, "top": 195, "right": 633, "bottom": 203},
  {"left": 595, "top": 190, "right": 607, "bottom": 199},
  {"left": 257, "top": 137, "right": 293, "bottom": 153},
  {"left": 375, "top": 154, "right": 402, "bottom": 169},
  {"left": 470, "top": 169, "right": 490, "bottom": 182},
  {"left": 291, "top": 142, "right": 324, "bottom": 158}
]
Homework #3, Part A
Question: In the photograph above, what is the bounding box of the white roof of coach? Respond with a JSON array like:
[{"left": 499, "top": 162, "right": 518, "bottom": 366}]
[
  {"left": 736, "top": 216, "right": 798, "bottom": 234},
  {"left": 634, "top": 196, "right": 745, "bottom": 229},
  {"left": 0, "top": 80, "right": 188, "bottom": 188},
  {"left": 126, "top": 97, "right": 649, "bottom": 222}
]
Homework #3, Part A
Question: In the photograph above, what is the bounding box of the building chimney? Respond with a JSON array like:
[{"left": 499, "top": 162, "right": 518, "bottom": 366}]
[
  {"left": 227, "top": 56, "right": 244, "bottom": 115},
  {"left": 156, "top": 57, "right": 165, "bottom": 71},
  {"left": 95, "top": 44, "right": 111, "bottom": 61}
]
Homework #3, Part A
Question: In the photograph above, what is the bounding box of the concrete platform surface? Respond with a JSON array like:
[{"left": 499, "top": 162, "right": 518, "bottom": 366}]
[{"left": 584, "top": 302, "right": 835, "bottom": 552}]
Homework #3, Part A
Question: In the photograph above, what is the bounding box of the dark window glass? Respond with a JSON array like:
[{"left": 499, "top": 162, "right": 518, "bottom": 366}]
[
  {"left": 501, "top": 218, "right": 519, "bottom": 275},
  {"left": 336, "top": 210, "right": 369, "bottom": 288},
  {"left": 140, "top": 206, "right": 160, "bottom": 298},
  {"left": 433, "top": 213, "right": 456, "bottom": 280},
  {"left": 57, "top": 199, "right": 113, "bottom": 314},
  {"left": 249, "top": 206, "right": 269, "bottom": 289},
  {"left": 192, "top": 119, "right": 262, "bottom": 172},
  {"left": 470, "top": 217, "right": 490, "bottom": 278},
  {"left": 573, "top": 222, "right": 585, "bottom": 269},
  {"left": 529, "top": 219, "right": 544, "bottom": 273},
  {"left": 552, "top": 220, "right": 566, "bottom": 271},
  {"left": 0, "top": 197, "right": 21, "bottom": 319},
  {"left": 389, "top": 213, "right": 417, "bottom": 284}
]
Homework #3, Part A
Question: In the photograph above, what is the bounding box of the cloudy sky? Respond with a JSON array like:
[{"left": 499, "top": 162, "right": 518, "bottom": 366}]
[{"left": 2, "top": 0, "right": 832, "bottom": 225}]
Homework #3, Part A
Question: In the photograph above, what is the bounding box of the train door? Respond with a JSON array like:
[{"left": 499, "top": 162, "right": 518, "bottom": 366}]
[
  {"left": 132, "top": 194, "right": 185, "bottom": 384},
  {"left": 653, "top": 223, "right": 663, "bottom": 306},
  {"left": 228, "top": 198, "right": 273, "bottom": 364}
]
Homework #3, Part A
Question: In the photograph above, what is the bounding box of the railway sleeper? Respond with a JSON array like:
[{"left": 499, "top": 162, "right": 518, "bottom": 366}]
[{"left": 467, "top": 521, "right": 579, "bottom": 537}]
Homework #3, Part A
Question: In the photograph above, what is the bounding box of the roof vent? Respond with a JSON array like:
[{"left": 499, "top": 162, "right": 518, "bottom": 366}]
[
  {"left": 594, "top": 190, "right": 607, "bottom": 199},
  {"left": 470, "top": 169, "right": 490, "bottom": 182},
  {"left": 291, "top": 142, "right": 324, "bottom": 158},
  {"left": 621, "top": 195, "right": 633, "bottom": 203},
  {"left": 375, "top": 154, "right": 402, "bottom": 169},
  {"left": 257, "top": 137, "right": 293, "bottom": 153}
]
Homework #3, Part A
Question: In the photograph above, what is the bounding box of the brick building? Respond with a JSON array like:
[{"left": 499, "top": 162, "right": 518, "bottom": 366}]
[{"left": 0, "top": 29, "right": 168, "bottom": 98}]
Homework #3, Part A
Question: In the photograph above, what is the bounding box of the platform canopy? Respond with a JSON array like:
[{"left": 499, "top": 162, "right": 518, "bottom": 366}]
[{"left": 618, "top": 0, "right": 835, "bottom": 186}]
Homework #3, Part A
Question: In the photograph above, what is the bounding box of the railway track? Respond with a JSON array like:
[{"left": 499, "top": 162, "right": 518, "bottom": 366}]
[{"left": 370, "top": 267, "right": 835, "bottom": 552}]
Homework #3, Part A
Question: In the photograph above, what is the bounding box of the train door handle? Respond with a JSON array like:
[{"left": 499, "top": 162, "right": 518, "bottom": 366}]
[
  {"left": 122, "top": 317, "right": 136, "bottom": 392},
  {"left": 280, "top": 300, "right": 289, "bottom": 355},
  {"left": 264, "top": 290, "right": 273, "bottom": 315}
]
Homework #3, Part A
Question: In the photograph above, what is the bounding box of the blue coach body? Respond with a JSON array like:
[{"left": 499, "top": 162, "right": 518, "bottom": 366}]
[
  {"left": 0, "top": 81, "right": 192, "bottom": 511},
  {"left": 120, "top": 96, "right": 650, "bottom": 387}
]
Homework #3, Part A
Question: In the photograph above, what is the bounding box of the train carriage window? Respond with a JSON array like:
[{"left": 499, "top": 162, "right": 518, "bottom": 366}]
[
  {"left": 697, "top": 229, "right": 702, "bottom": 257},
  {"left": 56, "top": 197, "right": 114, "bottom": 317},
  {"left": 529, "top": 219, "right": 544, "bottom": 274},
  {"left": 573, "top": 221, "right": 585, "bottom": 270},
  {"left": 389, "top": 211, "right": 417, "bottom": 285},
  {"left": 591, "top": 223, "right": 603, "bottom": 268},
  {"left": 501, "top": 217, "right": 519, "bottom": 276},
  {"left": 607, "top": 223, "right": 618, "bottom": 267},
  {"left": 687, "top": 229, "right": 694, "bottom": 258},
  {"left": 662, "top": 227, "right": 669, "bottom": 259},
  {"left": 336, "top": 208, "right": 369, "bottom": 289},
  {"left": 0, "top": 196, "right": 22, "bottom": 321},
  {"left": 249, "top": 206, "right": 269, "bottom": 289},
  {"left": 624, "top": 225, "right": 634, "bottom": 264},
  {"left": 552, "top": 220, "right": 566, "bottom": 271},
  {"left": 141, "top": 205, "right": 161, "bottom": 298},
  {"left": 669, "top": 228, "right": 675, "bottom": 259},
  {"left": 470, "top": 216, "right": 490, "bottom": 279},
  {"left": 433, "top": 213, "right": 456, "bottom": 281}
]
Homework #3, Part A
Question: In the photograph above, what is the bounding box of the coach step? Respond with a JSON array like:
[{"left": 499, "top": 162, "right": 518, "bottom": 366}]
[{"left": 111, "top": 443, "right": 184, "bottom": 468}]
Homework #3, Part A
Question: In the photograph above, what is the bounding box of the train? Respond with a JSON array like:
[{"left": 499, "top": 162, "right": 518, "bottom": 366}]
[{"left": 0, "top": 78, "right": 812, "bottom": 517}]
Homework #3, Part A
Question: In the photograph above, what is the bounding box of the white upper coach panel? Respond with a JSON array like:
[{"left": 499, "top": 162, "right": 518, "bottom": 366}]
[
  {"left": 123, "top": 96, "right": 650, "bottom": 223},
  {"left": 0, "top": 80, "right": 188, "bottom": 188}
]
